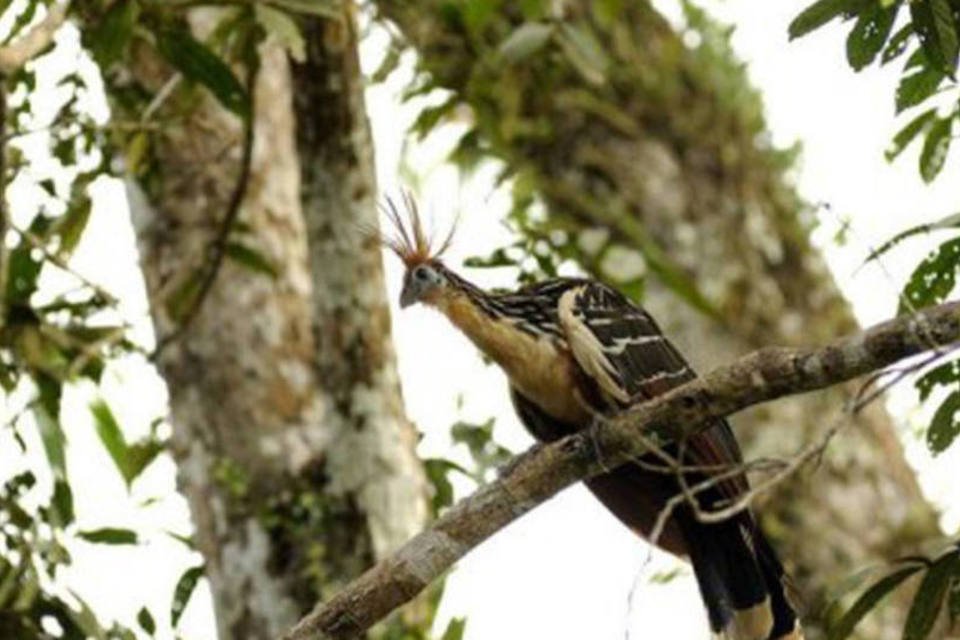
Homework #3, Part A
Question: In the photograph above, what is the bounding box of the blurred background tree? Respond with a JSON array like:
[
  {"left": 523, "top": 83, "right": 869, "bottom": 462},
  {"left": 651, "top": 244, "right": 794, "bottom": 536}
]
[{"left": 1, "top": 1, "right": 959, "bottom": 639}]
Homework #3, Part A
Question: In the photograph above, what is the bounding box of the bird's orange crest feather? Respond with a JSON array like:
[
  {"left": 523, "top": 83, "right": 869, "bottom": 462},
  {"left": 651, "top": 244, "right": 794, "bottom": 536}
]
[{"left": 377, "top": 191, "right": 456, "bottom": 267}]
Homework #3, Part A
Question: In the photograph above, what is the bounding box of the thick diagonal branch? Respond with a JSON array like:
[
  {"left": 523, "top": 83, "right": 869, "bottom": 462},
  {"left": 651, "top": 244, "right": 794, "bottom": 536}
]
[{"left": 285, "top": 301, "right": 960, "bottom": 640}]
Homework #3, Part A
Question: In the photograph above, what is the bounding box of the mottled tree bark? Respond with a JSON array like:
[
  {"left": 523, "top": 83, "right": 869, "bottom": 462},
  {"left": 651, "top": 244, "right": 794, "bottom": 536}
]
[
  {"left": 98, "top": 7, "right": 427, "bottom": 638},
  {"left": 290, "top": 4, "right": 428, "bottom": 566},
  {"left": 374, "top": 1, "right": 938, "bottom": 636}
]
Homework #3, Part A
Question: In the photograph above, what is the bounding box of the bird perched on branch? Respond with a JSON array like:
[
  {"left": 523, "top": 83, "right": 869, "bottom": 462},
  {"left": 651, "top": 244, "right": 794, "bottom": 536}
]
[{"left": 382, "top": 195, "right": 802, "bottom": 640}]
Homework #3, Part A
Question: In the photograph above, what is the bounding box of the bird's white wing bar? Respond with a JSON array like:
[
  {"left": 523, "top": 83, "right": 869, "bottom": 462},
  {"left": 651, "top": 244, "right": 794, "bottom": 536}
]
[{"left": 558, "top": 286, "right": 631, "bottom": 404}]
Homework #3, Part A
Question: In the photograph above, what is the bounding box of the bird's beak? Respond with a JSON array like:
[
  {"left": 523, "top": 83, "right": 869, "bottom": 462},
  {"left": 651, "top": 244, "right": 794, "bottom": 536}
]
[{"left": 399, "top": 280, "right": 418, "bottom": 308}]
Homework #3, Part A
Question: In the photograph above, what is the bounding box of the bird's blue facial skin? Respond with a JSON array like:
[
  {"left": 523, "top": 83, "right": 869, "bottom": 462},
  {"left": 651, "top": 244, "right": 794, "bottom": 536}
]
[{"left": 400, "top": 263, "right": 445, "bottom": 308}]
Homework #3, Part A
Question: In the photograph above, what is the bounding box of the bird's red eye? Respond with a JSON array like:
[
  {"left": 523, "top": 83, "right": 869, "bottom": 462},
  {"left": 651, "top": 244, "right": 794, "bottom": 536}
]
[{"left": 413, "top": 266, "right": 429, "bottom": 281}]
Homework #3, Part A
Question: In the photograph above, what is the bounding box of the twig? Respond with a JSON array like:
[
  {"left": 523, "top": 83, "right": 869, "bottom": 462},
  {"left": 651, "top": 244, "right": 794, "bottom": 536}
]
[
  {"left": 141, "top": 73, "right": 182, "bottom": 123},
  {"left": 12, "top": 224, "right": 119, "bottom": 306},
  {"left": 284, "top": 299, "right": 960, "bottom": 640},
  {"left": 647, "top": 343, "right": 960, "bottom": 540},
  {"left": 0, "top": 2, "right": 69, "bottom": 74},
  {"left": 151, "top": 61, "right": 258, "bottom": 358}
]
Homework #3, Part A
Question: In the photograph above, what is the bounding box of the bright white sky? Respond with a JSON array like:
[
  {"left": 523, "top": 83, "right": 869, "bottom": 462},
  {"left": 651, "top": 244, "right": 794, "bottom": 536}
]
[{"left": 3, "top": 1, "right": 960, "bottom": 639}]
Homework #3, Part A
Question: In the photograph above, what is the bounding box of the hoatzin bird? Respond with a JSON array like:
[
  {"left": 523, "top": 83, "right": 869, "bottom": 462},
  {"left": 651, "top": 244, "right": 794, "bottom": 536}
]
[{"left": 382, "top": 196, "right": 802, "bottom": 640}]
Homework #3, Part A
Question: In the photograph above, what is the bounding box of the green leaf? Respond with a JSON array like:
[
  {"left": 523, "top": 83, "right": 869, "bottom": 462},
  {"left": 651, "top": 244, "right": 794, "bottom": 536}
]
[
  {"left": 827, "top": 562, "right": 925, "bottom": 640},
  {"left": 948, "top": 571, "right": 960, "bottom": 627},
  {"left": 497, "top": 22, "right": 554, "bottom": 63},
  {"left": 77, "top": 527, "right": 139, "bottom": 545},
  {"left": 886, "top": 108, "right": 937, "bottom": 161},
  {"left": 34, "top": 376, "right": 66, "bottom": 480},
  {"left": 124, "top": 438, "right": 165, "bottom": 486},
  {"left": 423, "top": 458, "right": 466, "bottom": 515},
  {"left": 2, "top": 0, "right": 39, "bottom": 46},
  {"left": 904, "top": 549, "right": 960, "bottom": 639},
  {"left": 255, "top": 4, "right": 305, "bottom": 63},
  {"left": 789, "top": 0, "right": 855, "bottom": 40},
  {"left": 846, "top": 3, "right": 899, "bottom": 71},
  {"left": 927, "top": 391, "right": 960, "bottom": 454},
  {"left": 411, "top": 96, "right": 458, "bottom": 140},
  {"left": 171, "top": 565, "right": 204, "bottom": 628},
  {"left": 919, "top": 115, "right": 953, "bottom": 182},
  {"left": 451, "top": 418, "right": 512, "bottom": 479},
  {"left": 90, "top": 399, "right": 129, "bottom": 479},
  {"left": 882, "top": 24, "right": 915, "bottom": 64},
  {"left": 87, "top": 0, "right": 140, "bottom": 68},
  {"left": 225, "top": 241, "right": 278, "bottom": 278},
  {"left": 464, "top": 247, "right": 518, "bottom": 269},
  {"left": 67, "top": 591, "right": 108, "bottom": 640},
  {"left": 371, "top": 44, "right": 402, "bottom": 84},
  {"left": 916, "top": 359, "right": 960, "bottom": 400},
  {"left": 51, "top": 479, "right": 74, "bottom": 527},
  {"left": 910, "top": 0, "right": 960, "bottom": 76},
  {"left": 90, "top": 400, "right": 163, "bottom": 487},
  {"left": 56, "top": 197, "right": 92, "bottom": 258},
  {"left": 2, "top": 496, "right": 32, "bottom": 529},
  {"left": 556, "top": 23, "right": 609, "bottom": 85},
  {"left": 4, "top": 240, "right": 42, "bottom": 306},
  {"left": 155, "top": 26, "right": 249, "bottom": 117},
  {"left": 165, "top": 269, "right": 204, "bottom": 322},
  {"left": 166, "top": 530, "right": 195, "bottom": 550},
  {"left": 895, "top": 66, "right": 945, "bottom": 113},
  {"left": 441, "top": 617, "right": 467, "bottom": 640},
  {"left": 864, "top": 210, "right": 960, "bottom": 262},
  {"left": 137, "top": 607, "right": 156, "bottom": 635},
  {"left": 899, "top": 236, "right": 960, "bottom": 315}
]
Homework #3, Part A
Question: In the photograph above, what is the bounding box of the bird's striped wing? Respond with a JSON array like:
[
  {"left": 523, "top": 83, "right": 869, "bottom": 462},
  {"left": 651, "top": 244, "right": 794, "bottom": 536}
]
[{"left": 557, "top": 282, "right": 748, "bottom": 500}]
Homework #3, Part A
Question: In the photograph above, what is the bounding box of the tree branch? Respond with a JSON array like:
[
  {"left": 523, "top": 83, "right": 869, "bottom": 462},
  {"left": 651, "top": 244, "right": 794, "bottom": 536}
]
[
  {"left": 0, "top": 2, "right": 68, "bottom": 75},
  {"left": 284, "top": 301, "right": 960, "bottom": 640}
]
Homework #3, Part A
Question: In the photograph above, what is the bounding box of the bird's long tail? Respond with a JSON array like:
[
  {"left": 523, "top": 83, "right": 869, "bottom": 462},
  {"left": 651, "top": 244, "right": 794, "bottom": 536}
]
[{"left": 680, "top": 514, "right": 803, "bottom": 640}]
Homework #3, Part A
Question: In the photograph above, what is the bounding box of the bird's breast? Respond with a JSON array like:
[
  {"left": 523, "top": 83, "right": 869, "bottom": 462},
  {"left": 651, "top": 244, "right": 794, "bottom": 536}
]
[{"left": 502, "top": 332, "right": 591, "bottom": 426}]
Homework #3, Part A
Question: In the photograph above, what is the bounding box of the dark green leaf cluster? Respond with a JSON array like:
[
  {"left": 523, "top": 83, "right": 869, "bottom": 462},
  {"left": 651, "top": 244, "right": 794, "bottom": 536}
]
[
  {"left": 825, "top": 541, "right": 960, "bottom": 639},
  {"left": 861, "top": 213, "right": 960, "bottom": 456},
  {"left": 801, "top": 2, "right": 960, "bottom": 457},
  {"left": 423, "top": 416, "right": 513, "bottom": 517},
  {"left": 0, "top": 465, "right": 151, "bottom": 639},
  {"left": 791, "top": 0, "right": 960, "bottom": 182}
]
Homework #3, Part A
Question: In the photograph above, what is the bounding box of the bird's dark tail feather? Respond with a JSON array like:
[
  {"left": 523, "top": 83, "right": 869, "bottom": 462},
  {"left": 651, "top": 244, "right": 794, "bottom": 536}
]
[{"left": 681, "top": 514, "right": 803, "bottom": 640}]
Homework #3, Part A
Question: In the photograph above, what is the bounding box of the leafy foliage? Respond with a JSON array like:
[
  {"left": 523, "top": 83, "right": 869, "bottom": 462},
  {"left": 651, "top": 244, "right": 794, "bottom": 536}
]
[
  {"left": 799, "top": 1, "right": 960, "bottom": 459},
  {"left": 170, "top": 565, "right": 204, "bottom": 628},
  {"left": 791, "top": 0, "right": 960, "bottom": 182},
  {"left": 377, "top": 0, "right": 762, "bottom": 317},
  {"left": 827, "top": 543, "right": 960, "bottom": 640},
  {"left": 0, "top": 0, "right": 321, "bottom": 634},
  {"left": 791, "top": 7, "right": 960, "bottom": 632},
  {"left": 423, "top": 416, "right": 513, "bottom": 517}
]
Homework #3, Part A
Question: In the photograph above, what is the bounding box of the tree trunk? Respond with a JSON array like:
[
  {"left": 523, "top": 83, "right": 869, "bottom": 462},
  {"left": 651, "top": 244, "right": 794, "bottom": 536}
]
[
  {"left": 374, "top": 1, "right": 938, "bottom": 636},
  {"left": 98, "top": 7, "right": 427, "bottom": 638},
  {"left": 290, "top": 0, "right": 430, "bottom": 588}
]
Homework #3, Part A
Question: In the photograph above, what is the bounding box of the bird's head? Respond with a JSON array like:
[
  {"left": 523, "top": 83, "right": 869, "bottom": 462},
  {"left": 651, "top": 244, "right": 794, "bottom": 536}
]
[
  {"left": 377, "top": 192, "right": 456, "bottom": 309},
  {"left": 399, "top": 260, "right": 447, "bottom": 308}
]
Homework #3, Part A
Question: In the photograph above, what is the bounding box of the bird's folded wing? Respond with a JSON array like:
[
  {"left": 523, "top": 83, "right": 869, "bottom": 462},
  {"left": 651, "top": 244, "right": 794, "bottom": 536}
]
[{"left": 557, "top": 282, "right": 749, "bottom": 502}]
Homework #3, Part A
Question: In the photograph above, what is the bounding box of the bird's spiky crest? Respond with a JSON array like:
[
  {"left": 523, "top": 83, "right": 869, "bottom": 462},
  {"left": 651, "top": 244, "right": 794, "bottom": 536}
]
[{"left": 378, "top": 191, "right": 456, "bottom": 267}]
